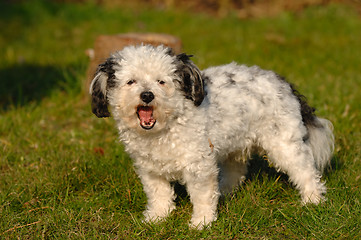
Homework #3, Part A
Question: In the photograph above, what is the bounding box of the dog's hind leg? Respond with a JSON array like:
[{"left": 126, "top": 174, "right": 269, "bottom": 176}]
[
  {"left": 260, "top": 133, "right": 326, "bottom": 204},
  {"left": 218, "top": 152, "right": 248, "bottom": 195}
]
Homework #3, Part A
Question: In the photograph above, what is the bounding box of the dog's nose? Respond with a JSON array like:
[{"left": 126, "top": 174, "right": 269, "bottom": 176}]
[{"left": 140, "top": 91, "right": 154, "bottom": 104}]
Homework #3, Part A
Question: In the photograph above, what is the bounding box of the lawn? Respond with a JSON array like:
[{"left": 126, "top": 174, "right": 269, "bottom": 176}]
[{"left": 1, "top": 0, "right": 360, "bottom": 239}]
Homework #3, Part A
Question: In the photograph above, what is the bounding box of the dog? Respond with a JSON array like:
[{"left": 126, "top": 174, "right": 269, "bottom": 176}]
[{"left": 89, "top": 44, "right": 334, "bottom": 229}]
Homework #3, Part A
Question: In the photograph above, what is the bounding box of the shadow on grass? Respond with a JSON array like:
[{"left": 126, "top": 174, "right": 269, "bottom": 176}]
[
  {"left": 246, "top": 155, "right": 289, "bottom": 183},
  {"left": 0, "top": 64, "right": 81, "bottom": 111},
  {"left": 325, "top": 155, "right": 344, "bottom": 177},
  {"left": 0, "top": 64, "right": 64, "bottom": 110}
]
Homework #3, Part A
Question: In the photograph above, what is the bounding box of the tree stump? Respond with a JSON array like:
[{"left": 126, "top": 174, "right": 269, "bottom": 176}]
[{"left": 85, "top": 33, "right": 182, "bottom": 95}]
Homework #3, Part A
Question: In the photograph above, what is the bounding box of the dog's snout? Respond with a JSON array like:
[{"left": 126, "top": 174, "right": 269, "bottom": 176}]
[{"left": 140, "top": 91, "right": 154, "bottom": 104}]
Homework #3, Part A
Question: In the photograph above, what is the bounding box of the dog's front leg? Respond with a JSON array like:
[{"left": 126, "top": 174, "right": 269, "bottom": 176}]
[
  {"left": 139, "top": 171, "right": 176, "bottom": 223},
  {"left": 184, "top": 167, "right": 220, "bottom": 229}
]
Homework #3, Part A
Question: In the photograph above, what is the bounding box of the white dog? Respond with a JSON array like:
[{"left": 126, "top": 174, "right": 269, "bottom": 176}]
[{"left": 90, "top": 45, "right": 334, "bottom": 229}]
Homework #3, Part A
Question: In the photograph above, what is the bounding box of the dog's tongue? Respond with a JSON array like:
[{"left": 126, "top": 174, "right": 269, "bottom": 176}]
[
  {"left": 137, "top": 107, "right": 156, "bottom": 129},
  {"left": 138, "top": 107, "right": 153, "bottom": 122}
]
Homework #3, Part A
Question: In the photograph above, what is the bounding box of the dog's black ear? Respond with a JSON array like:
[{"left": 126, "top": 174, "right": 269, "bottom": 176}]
[
  {"left": 89, "top": 57, "right": 118, "bottom": 118},
  {"left": 175, "top": 53, "right": 205, "bottom": 106}
]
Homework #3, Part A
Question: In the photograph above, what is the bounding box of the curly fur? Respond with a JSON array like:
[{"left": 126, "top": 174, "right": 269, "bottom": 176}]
[{"left": 90, "top": 45, "right": 334, "bottom": 229}]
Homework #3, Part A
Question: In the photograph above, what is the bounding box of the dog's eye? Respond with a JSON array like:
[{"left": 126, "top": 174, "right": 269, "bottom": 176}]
[
  {"left": 127, "top": 80, "right": 136, "bottom": 85},
  {"left": 158, "top": 80, "right": 166, "bottom": 85}
]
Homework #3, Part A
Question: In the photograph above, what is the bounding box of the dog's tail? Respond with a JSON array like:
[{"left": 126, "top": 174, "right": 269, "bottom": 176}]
[{"left": 306, "top": 117, "right": 334, "bottom": 173}]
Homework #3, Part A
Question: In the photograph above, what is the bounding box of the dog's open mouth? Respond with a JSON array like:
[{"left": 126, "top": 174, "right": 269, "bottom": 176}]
[{"left": 137, "top": 106, "right": 156, "bottom": 130}]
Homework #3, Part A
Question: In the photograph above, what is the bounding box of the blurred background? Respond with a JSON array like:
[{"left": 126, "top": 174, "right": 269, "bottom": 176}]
[{"left": 0, "top": 0, "right": 360, "bottom": 107}]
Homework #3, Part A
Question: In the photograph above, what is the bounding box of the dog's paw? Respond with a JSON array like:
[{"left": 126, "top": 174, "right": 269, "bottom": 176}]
[
  {"left": 189, "top": 214, "right": 217, "bottom": 230},
  {"left": 143, "top": 213, "right": 167, "bottom": 224},
  {"left": 143, "top": 205, "right": 175, "bottom": 223},
  {"left": 301, "top": 189, "right": 326, "bottom": 205}
]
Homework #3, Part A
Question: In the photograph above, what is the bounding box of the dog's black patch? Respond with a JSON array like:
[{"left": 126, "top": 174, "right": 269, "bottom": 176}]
[
  {"left": 276, "top": 74, "right": 319, "bottom": 127},
  {"left": 175, "top": 53, "right": 205, "bottom": 106},
  {"left": 202, "top": 75, "right": 212, "bottom": 85},
  {"left": 91, "top": 80, "right": 110, "bottom": 118},
  {"left": 176, "top": 53, "right": 193, "bottom": 63},
  {"left": 226, "top": 72, "right": 236, "bottom": 85},
  {"left": 90, "top": 57, "right": 119, "bottom": 118},
  {"left": 97, "top": 58, "right": 117, "bottom": 90},
  {"left": 302, "top": 133, "right": 310, "bottom": 142},
  {"left": 165, "top": 47, "right": 175, "bottom": 56}
]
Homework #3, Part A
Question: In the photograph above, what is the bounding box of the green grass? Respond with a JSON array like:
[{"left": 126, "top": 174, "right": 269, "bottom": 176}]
[{"left": 1, "top": 0, "right": 361, "bottom": 238}]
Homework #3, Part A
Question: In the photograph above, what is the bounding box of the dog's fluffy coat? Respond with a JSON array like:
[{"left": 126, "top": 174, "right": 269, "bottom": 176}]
[{"left": 90, "top": 45, "right": 334, "bottom": 228}]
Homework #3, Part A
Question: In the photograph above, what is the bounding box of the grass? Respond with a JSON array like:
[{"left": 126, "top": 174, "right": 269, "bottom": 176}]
[{"left": 1, "top": 0, "right": 361, "bottom": 238}]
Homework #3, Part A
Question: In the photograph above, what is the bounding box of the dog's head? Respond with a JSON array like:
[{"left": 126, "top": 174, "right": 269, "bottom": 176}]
[{"left": 89, "top": 45, "right": 204, "bottom": 132}]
